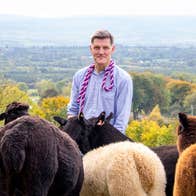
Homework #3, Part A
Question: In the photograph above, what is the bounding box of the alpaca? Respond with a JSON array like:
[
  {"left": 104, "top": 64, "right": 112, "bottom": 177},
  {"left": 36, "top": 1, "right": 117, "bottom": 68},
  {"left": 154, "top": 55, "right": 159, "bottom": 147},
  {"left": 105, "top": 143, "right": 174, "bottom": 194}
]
[
  {"left": 54, "top": 112, "right": 178, "bottom": 196},
  {"left": 173, "top": 112, "right": 196, "bottom": 196},
  {"left": 0, "top": 102, "right": 84, "bottom": 196},
  {"left": 81, "top": 141, "right": 166, "bottom": 196},
  {"left": 0, "top": 101, "right": 30, "bottom": 196}
]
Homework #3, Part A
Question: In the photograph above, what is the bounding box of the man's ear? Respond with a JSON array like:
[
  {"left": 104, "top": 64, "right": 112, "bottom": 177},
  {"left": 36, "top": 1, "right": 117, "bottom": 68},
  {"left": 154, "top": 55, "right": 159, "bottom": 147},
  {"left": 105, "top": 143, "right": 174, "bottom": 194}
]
[
  {"left": 0, "top": 113, "right": 6, "bottom": 121},
  {"left": 53, "top": 116, "right": 67, "bottom": 126},
  {"left": 111, "top": 45, "right": 115, "bottom": 53}
]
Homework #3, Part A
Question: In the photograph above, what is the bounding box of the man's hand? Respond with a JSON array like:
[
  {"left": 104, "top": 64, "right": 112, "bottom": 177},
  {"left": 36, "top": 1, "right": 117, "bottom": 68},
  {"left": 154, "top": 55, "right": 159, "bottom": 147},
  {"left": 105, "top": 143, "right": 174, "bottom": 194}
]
[{"left": 67, "top": 115, "right": 76, "bottom": 119}]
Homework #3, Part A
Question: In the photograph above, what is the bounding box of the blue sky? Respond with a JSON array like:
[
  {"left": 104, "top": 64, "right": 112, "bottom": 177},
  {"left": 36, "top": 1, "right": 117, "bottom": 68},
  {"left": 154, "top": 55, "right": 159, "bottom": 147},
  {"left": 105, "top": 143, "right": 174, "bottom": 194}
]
[{"left": 0, "top": 0, "right": 196, "bottom": 18}]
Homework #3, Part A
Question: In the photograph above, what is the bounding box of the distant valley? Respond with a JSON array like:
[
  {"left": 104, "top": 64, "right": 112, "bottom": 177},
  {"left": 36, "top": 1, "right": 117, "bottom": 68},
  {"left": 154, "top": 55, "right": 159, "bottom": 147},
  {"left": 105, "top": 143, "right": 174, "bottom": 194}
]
[{"left": 0, "top": 15, "right": 196, "bottom": 46}]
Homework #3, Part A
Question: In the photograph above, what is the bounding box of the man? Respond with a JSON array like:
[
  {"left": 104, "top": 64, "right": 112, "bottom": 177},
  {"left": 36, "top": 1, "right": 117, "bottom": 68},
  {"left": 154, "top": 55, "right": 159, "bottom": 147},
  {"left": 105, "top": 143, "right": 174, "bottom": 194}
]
[{"left": 67, "top": 30, "right": 133, "bottom": 134}]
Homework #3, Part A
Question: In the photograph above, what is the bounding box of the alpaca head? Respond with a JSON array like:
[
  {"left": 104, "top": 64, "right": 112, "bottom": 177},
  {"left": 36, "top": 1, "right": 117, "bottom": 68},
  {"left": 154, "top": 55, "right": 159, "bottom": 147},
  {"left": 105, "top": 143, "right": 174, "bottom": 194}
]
[
  {"left": 54, "top": 112, "right": 93, "bottom": 154},
  {"left": 54, "top": 111, "right": 114, "bottom": 154},
  {"left": 177, "top": 112, "right": 196, "bottom": 154},
  {"left": 0, "top": 102, "right": 29, "bottom": 125},
  {"left": 88, "top": 112, "right": 113, "bottom": 127}
]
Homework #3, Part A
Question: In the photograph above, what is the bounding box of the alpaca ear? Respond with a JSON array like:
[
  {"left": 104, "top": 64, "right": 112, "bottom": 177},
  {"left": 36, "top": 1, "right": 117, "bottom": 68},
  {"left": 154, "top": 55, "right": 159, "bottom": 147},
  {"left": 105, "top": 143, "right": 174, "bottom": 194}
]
[
  {"left": 18, "top": 103, "right": 29, "bottom": 112},
  {"left": 178, "top": 113, "right": 188, "bottom": 128},
  {"left": 96, "top": 111, "right": 106, "bottom": 126},
  {"left": 78, "top": 112, "right": 84, "bottom": 123},
  {"left": 178, "top": 112, "right": 188, "bottom": 134},
  {"left": 53, "top": 116, "right": 67, "bottom": 126},
  {"left": 106, "top": 112, "right": 113, "bottom": 122},
  {"left": 0, "top": 113, "right": 6, "bottom": 121}
]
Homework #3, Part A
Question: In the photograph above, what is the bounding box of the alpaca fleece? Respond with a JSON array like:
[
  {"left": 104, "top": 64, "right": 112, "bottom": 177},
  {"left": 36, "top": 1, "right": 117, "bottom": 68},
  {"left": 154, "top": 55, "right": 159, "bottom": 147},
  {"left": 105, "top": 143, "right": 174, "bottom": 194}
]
[
  {"left": 0, "top": 116, "right": 83, "bottom": 196},
  {"left": 81, "top": 141, "right": 166, "bottom": 196},
  {"left": 173, "top": 144, "right": 196, "bottom": 196}
]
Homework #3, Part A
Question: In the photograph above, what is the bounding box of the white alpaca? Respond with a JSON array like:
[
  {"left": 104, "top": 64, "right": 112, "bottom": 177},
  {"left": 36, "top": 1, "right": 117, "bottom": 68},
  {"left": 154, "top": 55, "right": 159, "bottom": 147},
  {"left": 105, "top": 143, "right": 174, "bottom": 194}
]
[{"left": 81, "top": 141, "right": 166, "bottom": 196}]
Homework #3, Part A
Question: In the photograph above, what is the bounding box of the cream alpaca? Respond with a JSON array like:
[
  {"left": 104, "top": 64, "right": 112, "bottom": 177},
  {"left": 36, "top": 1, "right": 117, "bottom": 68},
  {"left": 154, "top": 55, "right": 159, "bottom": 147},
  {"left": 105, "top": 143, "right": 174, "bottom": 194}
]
[{"left": 81, "top": 141, "right": 166, "bottom": 196}]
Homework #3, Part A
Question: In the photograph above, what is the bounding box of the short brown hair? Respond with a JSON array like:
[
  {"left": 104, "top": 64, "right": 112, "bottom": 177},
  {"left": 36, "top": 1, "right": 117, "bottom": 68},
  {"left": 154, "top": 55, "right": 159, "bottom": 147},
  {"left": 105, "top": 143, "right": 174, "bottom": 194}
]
[{"left": 91, "top": 30, "right": 114, "bottom": 44}]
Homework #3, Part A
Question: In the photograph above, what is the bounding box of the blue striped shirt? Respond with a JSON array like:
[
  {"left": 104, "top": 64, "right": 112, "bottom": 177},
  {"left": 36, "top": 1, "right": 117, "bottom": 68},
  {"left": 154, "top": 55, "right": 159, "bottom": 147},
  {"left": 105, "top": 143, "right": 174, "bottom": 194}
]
[{"left": 67, "top": 64, "right": 133, "bottom": 133}]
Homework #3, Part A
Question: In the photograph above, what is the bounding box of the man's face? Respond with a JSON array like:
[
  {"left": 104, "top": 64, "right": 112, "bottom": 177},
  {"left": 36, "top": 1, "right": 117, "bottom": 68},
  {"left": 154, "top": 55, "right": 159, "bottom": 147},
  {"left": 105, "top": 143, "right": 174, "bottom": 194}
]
[{"left": 90, "top": 38, "right": 115, "bottom": 67}]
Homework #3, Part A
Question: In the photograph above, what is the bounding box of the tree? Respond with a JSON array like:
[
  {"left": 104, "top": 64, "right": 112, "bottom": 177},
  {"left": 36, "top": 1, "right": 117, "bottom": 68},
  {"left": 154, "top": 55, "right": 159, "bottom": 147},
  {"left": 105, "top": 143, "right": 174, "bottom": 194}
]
[
  {"left": 0, "top": 84, "right": 30, "bottom": 109},
  {"left": 18, "top": 82, "right": 29, "bottom": 92},
  {"left": 147, "top": 105, "right": 164, "bottom": 125},
  {"left": 40, "top": 96, "right": 70, "bottom": 122},
  {"left": 56, "top": 79, "right": 69, "bottom": 95},
  {"left": 35, "top": 80, "right": 58, "bottom": 99},
  {"left": 42, "top": 88, "right": 59, "bottom": 99},
  {"left": 126, "top": 119, "right": 176, "bottom": 147},
  {"left": 0, "top": 84, "right": 44, "bottom": 125},
  {"left": 167, "top": 79, "right": 194, "bottom": 115},
  {"left": 62, "top": 82, "right": 72, "bottom": 97},
  {"left": 183, "top": 92, "right": 196, "bottom": 115},
  {"left": 131, "top": 72, "right": 170, "bottom": 119}
]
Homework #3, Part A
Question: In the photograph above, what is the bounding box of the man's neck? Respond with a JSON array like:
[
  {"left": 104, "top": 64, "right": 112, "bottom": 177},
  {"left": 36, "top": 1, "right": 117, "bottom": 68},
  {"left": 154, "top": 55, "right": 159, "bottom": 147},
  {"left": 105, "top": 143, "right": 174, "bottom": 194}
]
[{"left": 95, "top": 62, "right": 109, "bottom": 73}]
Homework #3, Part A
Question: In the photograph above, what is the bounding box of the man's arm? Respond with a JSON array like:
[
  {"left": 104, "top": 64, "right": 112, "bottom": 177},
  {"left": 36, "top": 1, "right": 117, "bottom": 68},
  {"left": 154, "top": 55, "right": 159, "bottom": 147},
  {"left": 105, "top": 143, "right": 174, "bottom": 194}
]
[
  {"left": 67, "top": 74, "right": 80, "bottom": 117},
  {"left": 113, "top": 75, "right": 133, "bottom": 134}
]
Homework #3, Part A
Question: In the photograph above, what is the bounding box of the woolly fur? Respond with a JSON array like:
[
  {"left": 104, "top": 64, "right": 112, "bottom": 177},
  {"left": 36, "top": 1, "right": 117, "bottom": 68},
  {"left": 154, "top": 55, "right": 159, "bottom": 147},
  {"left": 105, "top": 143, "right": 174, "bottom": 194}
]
[
  {"left": 81, "top": 141, "right": 166, "bottom": 196},
  {"left": 173, "top": 143, "right": 196, "bottom": 196}
]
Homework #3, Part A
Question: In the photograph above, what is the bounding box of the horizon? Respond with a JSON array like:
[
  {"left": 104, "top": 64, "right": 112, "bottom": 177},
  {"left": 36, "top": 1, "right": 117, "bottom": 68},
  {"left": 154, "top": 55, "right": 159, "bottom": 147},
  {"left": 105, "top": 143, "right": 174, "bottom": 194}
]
[{"left": 0, "top": 14, "right": 196, "bottom": 47}]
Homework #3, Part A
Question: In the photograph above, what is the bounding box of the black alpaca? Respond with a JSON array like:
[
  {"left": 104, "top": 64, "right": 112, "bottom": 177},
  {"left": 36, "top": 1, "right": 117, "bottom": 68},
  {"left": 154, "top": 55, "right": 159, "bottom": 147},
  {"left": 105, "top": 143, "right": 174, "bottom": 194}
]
[{"left": 54, "top": 111, "right": 179, "bottom": 196}]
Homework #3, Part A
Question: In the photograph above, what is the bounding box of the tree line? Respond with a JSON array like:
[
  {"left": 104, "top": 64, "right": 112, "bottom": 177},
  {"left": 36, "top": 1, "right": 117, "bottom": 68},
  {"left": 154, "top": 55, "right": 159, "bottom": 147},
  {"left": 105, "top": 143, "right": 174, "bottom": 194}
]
[
  {"left": 0, "top": 46, "right": 196, "bottom": 88},
  {"left": 0, "top": 71, "right": 195, "bottom": 146}
]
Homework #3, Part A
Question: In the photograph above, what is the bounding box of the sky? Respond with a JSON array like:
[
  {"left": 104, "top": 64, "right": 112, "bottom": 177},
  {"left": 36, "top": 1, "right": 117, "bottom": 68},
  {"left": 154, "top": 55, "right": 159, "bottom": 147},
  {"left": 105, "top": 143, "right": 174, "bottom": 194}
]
[{"left": 0, "top": 0, "right": 196, "bottom": 18}]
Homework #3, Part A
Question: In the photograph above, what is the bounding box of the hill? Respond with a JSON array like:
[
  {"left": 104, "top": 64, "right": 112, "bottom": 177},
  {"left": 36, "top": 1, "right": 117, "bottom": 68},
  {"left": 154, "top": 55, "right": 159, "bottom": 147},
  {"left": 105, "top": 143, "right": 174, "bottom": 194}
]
[
  {"left": 0, "top": 15, "right": 196, "bottom": 46},
  {"left": 0, "top": 45, "right": 195, "bottom": 87}
]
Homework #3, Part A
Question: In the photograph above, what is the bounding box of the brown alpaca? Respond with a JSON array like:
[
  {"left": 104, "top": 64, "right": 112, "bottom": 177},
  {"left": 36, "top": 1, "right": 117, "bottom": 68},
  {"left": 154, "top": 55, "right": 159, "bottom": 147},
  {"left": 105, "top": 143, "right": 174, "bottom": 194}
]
[
  {"left": 173, "top": 113, "right": 196, "bottom": 196},
  {"left": 176, "top": 112, "right": 196, "bottom": 153},
  {"left": 0, "top": 102, "right": 84, "bottom": 196}
]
